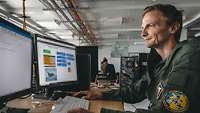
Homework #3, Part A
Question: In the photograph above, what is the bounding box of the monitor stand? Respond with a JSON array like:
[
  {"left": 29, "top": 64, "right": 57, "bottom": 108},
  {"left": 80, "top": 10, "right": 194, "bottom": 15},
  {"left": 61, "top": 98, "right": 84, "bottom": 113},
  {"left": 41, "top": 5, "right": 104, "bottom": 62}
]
[
  {"left": 0, "top": 106, "right": 7, "bottom": 113},
  {"left": 0, "top": 101, "right": 6, "bottom": 112},
  {"left": 32, "top": 86, "right": 76, "bottom": 100},
  {"left": 49, "top": 90, "right": 75, "bottom": 100},
  {"left": 32, "top": 87, "right": 54, "bottom": 100}
]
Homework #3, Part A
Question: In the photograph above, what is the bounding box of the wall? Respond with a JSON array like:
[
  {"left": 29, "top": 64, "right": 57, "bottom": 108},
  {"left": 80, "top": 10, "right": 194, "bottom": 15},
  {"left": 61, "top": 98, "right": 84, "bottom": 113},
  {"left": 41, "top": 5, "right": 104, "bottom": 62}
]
[
  {"left": 180, "top": 28, "right": 187, "bottom": 41},
  {"left": 98, "top": 44, "right": 150, "bottom": 72},
  {"left": 98, "top": 46, "right": 119, "bottom": 71}
]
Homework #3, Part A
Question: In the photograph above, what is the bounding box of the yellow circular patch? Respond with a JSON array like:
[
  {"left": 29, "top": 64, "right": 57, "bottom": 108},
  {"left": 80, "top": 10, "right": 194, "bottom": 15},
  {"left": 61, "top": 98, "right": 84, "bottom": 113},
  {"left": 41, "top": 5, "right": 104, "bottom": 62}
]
[{"left": 163, "top": 90, "right": 189, "bottom": 112}]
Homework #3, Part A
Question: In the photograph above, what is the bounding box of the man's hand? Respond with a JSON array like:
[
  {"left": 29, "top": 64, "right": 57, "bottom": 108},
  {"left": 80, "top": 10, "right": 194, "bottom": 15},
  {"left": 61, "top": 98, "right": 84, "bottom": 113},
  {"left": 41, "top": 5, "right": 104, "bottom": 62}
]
[
  {"left": 73, "top": 87, "right": 103, "bottom": 100},
  {"left": 67, "top": 108, "right": 93, "bottom": 113},
  {"left": 84, "top": 87, "right": 103, "bottom": 100}
]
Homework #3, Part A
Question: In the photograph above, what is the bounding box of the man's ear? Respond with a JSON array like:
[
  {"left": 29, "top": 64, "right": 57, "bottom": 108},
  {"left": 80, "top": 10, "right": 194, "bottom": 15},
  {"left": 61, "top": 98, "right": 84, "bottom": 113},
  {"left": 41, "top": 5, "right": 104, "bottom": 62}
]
[{"left": 169, "top": 22, "right": 180, "bottom": 34}]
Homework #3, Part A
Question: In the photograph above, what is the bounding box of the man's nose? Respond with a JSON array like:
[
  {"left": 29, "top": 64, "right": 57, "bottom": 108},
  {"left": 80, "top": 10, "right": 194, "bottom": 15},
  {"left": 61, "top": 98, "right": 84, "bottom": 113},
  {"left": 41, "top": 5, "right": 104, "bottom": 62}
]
[{"left": 140, "top": 29, "right": 148, "bottom": 38}]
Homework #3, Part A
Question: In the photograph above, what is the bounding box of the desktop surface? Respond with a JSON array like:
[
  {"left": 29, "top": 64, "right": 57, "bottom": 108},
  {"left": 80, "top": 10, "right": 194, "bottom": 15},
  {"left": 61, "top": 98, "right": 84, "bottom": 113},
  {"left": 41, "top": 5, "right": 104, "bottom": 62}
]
[
  {"left": 7, "top": 96, "right": 123, "bottom": 113},
  {"left": 90, "top": 100, "right": 123, "bottom": 113}
]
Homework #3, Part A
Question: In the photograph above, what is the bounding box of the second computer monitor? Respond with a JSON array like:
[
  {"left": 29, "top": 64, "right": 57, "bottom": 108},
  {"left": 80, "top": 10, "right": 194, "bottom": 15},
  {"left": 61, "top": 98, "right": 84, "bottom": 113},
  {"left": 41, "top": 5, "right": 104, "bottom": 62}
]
[{"left": 35, "top": 35, "right": 78, "bottom": 87}]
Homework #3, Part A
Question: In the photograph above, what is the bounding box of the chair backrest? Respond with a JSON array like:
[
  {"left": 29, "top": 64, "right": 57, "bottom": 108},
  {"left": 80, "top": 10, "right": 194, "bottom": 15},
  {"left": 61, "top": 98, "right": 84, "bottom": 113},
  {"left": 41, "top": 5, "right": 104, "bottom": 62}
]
[{"left": 107, "top": 64, "right": 116, "bottom": 74}]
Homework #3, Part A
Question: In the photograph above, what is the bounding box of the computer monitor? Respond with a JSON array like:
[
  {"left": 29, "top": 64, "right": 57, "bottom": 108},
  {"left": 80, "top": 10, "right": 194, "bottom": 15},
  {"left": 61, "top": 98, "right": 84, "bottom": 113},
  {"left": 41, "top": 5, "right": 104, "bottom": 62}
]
[
  {"left": 0, "top": 18, "right": 32, "bottom": 109},
  {"left": 34, "top": 35, "right": 78, "bottom": 90}
]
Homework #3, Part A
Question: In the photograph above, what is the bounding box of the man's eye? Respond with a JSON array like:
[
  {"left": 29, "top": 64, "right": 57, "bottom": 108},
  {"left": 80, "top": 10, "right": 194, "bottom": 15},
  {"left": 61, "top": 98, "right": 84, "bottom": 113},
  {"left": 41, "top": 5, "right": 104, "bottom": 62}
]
[
  {"left": 141, "top": 23, "right": 156, "bottom": 30},
  {"left": 149, "top": 24, "right": 155, "bottom": 27}
]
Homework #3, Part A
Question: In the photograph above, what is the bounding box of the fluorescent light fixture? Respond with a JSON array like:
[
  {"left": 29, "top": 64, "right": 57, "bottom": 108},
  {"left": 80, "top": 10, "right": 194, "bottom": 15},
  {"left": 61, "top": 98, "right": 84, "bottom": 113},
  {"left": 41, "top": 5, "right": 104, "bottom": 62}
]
[
  {"left": 53, "top": 30, "right": 73, "bottom": 36},
  {"left": 37, "top": 21, "right": 60, "bottom": 29},
  {"left": 183, "top": 13, "right": 200, "bottom": 28},
  {"left": 59, "top": 35, "right": 73, "bottom": 39},
  {"left": 195, "top": 32, "right": 200, "bottom": 37},
  {"left": 65, "top": 39, "right": 81, "bottom": 46},
  {"left": 134, "top": 41, "right": 145, "bottom": 45}
]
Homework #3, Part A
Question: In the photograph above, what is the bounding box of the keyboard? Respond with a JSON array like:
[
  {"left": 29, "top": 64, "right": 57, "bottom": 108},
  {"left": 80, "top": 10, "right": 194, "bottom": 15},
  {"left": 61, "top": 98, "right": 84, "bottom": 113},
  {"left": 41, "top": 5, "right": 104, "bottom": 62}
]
[
  {"left": 50, "top": 96, "right": 89, "bottom": 113},
  {"left": 6, "top": 107, "right": 29, "bottom": 113}
]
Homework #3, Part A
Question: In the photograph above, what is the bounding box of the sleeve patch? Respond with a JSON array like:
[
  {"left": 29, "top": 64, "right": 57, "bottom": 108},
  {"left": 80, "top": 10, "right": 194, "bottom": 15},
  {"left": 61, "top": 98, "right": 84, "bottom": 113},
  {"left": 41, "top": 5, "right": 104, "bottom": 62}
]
[{"left": 163, "top": 90, "right": 189, "bottom": 112}]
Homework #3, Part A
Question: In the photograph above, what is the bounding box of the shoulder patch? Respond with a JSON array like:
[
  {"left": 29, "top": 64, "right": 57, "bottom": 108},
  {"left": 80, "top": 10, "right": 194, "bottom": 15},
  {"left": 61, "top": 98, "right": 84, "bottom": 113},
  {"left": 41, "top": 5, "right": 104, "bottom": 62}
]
[{"left": 163, "top": 90, "right": 189, "bottom": 112}]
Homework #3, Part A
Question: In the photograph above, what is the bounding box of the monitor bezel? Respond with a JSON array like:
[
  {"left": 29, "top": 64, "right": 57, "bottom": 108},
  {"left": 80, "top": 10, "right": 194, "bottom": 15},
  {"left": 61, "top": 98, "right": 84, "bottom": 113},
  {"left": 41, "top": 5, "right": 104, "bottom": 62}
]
[
  {"left": 0, "top": 17, "right": 33, "bottom": 108},
  {"left": 34, "top": 34, "right": 79, "bottom": 89}
]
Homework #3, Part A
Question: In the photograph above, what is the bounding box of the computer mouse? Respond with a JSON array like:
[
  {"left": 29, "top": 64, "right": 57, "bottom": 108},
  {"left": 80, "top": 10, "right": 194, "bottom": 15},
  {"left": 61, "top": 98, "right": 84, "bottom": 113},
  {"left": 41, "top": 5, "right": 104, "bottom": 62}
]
[{"left": 49, "top": 94, "right": 60, "bottom": 100}]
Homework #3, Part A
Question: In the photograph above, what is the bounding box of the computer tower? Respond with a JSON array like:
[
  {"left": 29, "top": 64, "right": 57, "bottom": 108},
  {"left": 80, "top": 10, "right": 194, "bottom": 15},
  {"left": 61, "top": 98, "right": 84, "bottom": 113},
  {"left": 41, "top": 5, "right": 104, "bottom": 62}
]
[
  {"left": 139, "top": 53, "right": 148, "bottom": 66},
  {"left": 139, "top": 53, "right": 148, "bottom": 72},
  {"left": 76, "top": 54, "right": 91, "bottom": 90},
  {"left": 120, "top": 56, "right": 136, "bottom": 74},
  {"left": 76, "top": 46, "right": 98, "bottom": 82}
]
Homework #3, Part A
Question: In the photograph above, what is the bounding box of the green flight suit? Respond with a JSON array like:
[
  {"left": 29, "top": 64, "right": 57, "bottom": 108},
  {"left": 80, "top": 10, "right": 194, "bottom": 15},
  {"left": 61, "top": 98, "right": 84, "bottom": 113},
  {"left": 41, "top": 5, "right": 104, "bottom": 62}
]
[{"left": 100, "top": 38, "right": 200, "bottom": 113}]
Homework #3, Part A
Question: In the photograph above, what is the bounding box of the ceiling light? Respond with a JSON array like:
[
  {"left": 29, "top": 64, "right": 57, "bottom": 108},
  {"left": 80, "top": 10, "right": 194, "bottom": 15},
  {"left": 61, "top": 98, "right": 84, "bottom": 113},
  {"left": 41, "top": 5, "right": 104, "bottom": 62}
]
[
  {"left": 195, "top": 32, "right": 200, "bottom": 37},
  {"left": 37, "top": 21, "right": 60, "bottom": 29},
  {"left": 59, "top": 35, "right": 73, "bottom": 39}
]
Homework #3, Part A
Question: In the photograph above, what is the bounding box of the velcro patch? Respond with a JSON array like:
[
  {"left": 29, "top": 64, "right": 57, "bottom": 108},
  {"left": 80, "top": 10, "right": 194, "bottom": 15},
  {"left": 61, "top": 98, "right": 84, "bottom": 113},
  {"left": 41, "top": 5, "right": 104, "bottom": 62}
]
[{"left": 163, "top": 90, "right": 189, "bottom": 112}]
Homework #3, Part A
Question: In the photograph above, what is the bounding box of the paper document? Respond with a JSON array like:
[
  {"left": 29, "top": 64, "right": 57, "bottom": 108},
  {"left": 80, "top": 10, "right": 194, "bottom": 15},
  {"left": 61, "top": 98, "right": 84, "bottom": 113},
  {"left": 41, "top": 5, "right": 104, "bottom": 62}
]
[{"left": 123, "top": 99, "right": 150, "bottom": 112}]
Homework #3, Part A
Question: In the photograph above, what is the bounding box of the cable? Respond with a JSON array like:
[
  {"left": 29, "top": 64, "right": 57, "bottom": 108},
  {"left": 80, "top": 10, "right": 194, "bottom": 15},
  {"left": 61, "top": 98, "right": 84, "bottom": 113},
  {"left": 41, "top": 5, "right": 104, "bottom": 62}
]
[{"left": 22, "top": 0, "right": 27, "bottom": 30}]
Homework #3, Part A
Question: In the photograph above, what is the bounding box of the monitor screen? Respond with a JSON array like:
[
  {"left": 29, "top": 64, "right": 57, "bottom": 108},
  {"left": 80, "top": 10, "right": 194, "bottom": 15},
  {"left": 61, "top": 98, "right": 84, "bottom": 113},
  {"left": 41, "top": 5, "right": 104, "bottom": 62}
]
[
  {"left": 36, "top": 35, "right": 77, "bottom": 87},
  {"left": 0, "top": 18, "right": 32, "bottom": 105}
]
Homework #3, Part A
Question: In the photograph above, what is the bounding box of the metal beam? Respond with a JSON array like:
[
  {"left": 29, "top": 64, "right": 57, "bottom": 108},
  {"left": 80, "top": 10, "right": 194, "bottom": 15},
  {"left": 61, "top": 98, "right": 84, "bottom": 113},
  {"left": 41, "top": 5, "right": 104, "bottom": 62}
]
[
  {"left": 64, "top": 0, "right": 96, "bottom": 44},
  {"left": 0, "top": 8, "right": 46, "bottom": 35},
  {"left": 43, "top": 7, "right": 90, "bottom": 11},
  {"left": 183, "top": 12, "right": 200, "bottom": 28},
  {"left": 54, "top": 19, "right": 96, "bottom": 23},
  {"left": 96, "top": 28, "right": 141, "bottom": 33},
  {"left": 40, "top": 0, "right": 90, "bottom": 43}
]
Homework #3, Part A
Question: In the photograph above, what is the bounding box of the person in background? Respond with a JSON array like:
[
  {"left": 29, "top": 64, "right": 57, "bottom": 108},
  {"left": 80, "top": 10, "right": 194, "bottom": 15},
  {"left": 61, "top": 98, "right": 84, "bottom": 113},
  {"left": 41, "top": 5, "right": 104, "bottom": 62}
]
[
  {"left": 68, "top": 4, "right": 200, "bottom": 113},
  {"left": 100, "top": 57, "right": 116, "bottom": 79},
  {"left": 100, "top": 57, "right": 108, "bottom": 75}
]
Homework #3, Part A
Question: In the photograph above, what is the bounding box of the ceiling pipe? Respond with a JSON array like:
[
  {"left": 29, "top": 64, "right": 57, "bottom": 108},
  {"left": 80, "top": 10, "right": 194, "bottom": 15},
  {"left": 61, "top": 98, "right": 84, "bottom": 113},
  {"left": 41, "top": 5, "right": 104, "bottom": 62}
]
[
  {"left": 48, "top": 0, "right": 79, "bottom": 31},
  {"left": 64, "top": 0, "right": 96, "bottom": 45},
  {"left": 0, "top": 8, "right": 47, "bottom": 35},
  {"left": 43, "top": 7, "right": 90, "bottom": 11},
  {"left": 39, "top": 0, "right": 74, "bottom": 34},
  {"left": 41, "top": 0, "right": 90, "bottom": 44},
  {"left": 22, "top": 0, "right": 27, "bottom": 30},
  {"left": 58, "top": 0, "right": 93, "bottom": 44},
  {"left": 70, "top": 0, "right": 96, "bottom": 44},
  {"left": 0, "top": 2, "right": 62, "bottom": 40},
  {"left": 55, "top": 19, "right": 96, "bottom": 23}
]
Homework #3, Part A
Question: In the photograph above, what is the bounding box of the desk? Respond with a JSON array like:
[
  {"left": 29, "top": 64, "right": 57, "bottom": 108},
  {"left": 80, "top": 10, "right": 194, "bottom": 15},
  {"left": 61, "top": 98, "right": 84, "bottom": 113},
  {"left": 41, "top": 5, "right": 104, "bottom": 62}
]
[
  {"left": 7, "top": 97, "right": 123, "bottom": 113},
  {"left": 90, "top": 100, "right": 123, "bottom": 113}
]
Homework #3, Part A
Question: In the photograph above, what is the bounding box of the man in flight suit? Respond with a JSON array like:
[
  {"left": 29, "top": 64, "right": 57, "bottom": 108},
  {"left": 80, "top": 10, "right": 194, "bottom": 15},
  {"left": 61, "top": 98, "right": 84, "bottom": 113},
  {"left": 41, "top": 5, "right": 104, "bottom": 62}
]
[{"left": 68, "top": 4, "right": 200, "bottom": 113}]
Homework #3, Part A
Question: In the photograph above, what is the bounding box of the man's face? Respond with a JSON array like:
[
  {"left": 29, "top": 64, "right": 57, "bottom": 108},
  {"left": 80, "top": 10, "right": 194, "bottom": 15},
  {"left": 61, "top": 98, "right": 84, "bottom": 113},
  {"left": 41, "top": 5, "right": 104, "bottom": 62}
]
[{"left": 141, "top": 10, "right": 171, "bottom": 48}]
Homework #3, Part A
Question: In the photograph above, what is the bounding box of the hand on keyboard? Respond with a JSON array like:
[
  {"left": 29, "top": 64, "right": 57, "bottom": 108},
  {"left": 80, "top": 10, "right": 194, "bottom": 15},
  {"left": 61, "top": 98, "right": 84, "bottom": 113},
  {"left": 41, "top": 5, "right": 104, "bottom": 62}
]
[
  {"left": 73, "top": 91, "right": 87, "bottom": 98},
  {"left": 50, "top": 96, "right": 89, "bottom": 113},
  {"left": 67, "top": 108, "right": 93, "bottom": 113},
  {"left": 72, "top": 88, "right": 104, "bottom": 100},
  {"left": 83, "top": 87, "right": 103, "bottom": 100}
]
